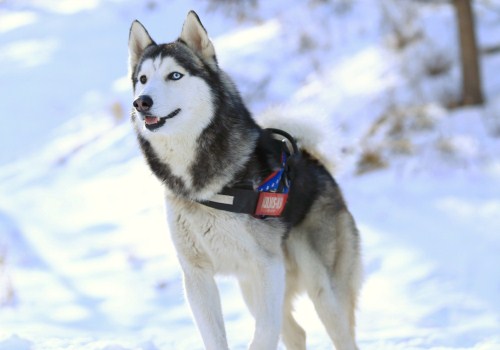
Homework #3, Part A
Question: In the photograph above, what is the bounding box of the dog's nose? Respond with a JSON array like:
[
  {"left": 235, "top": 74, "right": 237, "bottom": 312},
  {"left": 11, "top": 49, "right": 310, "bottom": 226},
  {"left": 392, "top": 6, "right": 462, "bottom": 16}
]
[{"left": 133, "top": 95, "right": 153, "bottom": 112}]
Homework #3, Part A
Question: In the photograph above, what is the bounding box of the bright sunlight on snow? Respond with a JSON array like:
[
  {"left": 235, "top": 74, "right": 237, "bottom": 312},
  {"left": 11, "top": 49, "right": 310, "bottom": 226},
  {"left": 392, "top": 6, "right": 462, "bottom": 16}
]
[{"left": 1, "top": 0, "right": 499, "bottom": 349}]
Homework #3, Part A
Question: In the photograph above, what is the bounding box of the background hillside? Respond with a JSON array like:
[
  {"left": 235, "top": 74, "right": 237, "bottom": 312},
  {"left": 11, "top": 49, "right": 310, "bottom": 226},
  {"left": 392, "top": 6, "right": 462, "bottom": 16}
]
[{"left": 1, "top": 0, "right": 499, "bottom": 349}]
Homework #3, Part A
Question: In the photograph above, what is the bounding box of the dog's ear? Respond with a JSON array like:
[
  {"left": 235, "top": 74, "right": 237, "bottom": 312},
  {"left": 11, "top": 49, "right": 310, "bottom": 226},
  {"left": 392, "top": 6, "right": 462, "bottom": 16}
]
[
  {"left": 179, "top": 11, "right": 217, "bottom": 68},
  {"left": 129, "top": 20, "right": 155, "bottom": 73}
]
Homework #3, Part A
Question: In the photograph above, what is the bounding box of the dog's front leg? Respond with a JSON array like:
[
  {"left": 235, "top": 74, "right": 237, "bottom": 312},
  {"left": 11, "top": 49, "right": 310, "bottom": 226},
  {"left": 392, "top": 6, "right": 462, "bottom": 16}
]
[
  {"left": 247, "top": 257, "right": 285, "bottom": 350},
  {"left": 183, "top": 267, "right": 229, "bottom": 350}
]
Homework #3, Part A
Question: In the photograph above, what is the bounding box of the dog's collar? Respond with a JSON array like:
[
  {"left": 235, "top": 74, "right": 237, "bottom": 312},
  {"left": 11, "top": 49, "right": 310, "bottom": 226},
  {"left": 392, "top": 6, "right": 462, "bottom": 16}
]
[{"left": 199, "top": 129, "right": 299, "bottom": 218}]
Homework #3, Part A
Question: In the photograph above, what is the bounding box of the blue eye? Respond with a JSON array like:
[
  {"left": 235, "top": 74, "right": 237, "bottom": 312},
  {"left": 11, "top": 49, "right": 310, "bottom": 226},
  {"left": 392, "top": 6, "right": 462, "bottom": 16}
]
[{"left": 168, "top": 72, "right": 183, "bottom": 80}]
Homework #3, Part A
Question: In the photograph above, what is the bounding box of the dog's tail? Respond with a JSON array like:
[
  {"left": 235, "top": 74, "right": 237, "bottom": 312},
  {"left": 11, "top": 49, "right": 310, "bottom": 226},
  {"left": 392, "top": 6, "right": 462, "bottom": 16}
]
[{"left": 257, "top": 105, "right": 341, "bottom": 174}]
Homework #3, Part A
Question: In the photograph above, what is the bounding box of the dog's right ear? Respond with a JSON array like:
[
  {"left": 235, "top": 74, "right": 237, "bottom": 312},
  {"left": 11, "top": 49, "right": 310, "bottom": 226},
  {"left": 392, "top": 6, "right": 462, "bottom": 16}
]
[{"left": 128, "top": 20, "right": 155, "bottom": 73}]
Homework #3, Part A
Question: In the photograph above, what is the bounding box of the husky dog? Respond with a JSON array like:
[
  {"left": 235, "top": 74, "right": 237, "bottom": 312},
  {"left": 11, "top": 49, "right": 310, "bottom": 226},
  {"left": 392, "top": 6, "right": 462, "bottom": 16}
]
[{"left": 128, "top": 11, "right": 361, "bottom": 350}]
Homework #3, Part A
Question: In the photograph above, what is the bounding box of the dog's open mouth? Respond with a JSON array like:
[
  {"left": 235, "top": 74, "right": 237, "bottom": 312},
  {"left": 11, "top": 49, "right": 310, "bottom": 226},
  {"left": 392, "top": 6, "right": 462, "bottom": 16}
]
[{"left": 144, "top": 108, "right": 181, "bottom": 131}]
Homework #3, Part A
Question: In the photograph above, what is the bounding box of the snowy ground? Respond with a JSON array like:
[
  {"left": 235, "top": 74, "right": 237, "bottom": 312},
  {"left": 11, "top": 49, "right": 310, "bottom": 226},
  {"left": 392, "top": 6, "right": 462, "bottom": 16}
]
[{"left": 1, "top": 0, "right": 500, "bottom": 349}]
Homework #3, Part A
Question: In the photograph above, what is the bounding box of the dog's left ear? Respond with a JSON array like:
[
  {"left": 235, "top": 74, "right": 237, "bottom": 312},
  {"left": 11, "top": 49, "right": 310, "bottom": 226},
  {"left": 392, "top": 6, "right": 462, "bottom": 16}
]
[{"left": 179, "top": 11, "right": 217, "bottom": 68}]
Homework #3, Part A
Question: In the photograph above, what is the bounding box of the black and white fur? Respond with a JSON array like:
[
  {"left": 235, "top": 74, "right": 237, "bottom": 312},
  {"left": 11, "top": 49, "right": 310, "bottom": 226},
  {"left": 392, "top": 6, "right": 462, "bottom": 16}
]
[{"left": 129, "top": 11, "right": 362, "bottom": 350}]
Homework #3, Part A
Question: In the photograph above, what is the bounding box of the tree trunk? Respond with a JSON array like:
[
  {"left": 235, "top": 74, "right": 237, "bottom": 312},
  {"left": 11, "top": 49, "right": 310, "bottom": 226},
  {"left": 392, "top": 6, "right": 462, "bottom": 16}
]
[{"left": 454, "top": 0, "right": 484, "bottom": 106}]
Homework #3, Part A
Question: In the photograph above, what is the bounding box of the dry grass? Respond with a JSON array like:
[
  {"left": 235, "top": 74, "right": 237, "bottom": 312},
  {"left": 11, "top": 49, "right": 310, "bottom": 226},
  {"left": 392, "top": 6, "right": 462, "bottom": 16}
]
[
  {"left": 423, "top": 51, "right": 453, "bottom": 77},
  {"left": 355, "top": 103, "right": 442, "bottom": 175},
  {"left": 356, "top": 148, "right": 388, "bottom": 175},
  {"left": 110, "top": 101, "right": 125, "bottom": 123},
  {"left": 381, "top": 0, "right": 423, "bottom": 51}
]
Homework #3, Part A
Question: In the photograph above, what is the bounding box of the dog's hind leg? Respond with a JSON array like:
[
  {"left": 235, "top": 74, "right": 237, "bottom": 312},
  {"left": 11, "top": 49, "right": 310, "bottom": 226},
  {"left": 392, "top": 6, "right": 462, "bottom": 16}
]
[
  {"left": 288, "top": 203, "right": 361, "bottom": 350},
  {"left": 306, "top": 211, "right": 361, "bottom": 350},
  {"left": 306, "top": 273, "right": 358, "bottom": 350}
]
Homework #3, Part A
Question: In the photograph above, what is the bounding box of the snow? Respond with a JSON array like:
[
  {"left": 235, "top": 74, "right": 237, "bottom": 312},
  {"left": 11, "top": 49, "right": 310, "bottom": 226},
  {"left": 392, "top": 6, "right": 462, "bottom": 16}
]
[{"left": 1, "top": 0, "right": 500, "bottom": 349}]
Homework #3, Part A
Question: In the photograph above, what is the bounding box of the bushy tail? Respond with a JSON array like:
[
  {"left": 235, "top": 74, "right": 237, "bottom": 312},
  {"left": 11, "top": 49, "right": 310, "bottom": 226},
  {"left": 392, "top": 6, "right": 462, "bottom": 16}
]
[{"left": 257, "top": 105, "right": 341, "bottom": 174}]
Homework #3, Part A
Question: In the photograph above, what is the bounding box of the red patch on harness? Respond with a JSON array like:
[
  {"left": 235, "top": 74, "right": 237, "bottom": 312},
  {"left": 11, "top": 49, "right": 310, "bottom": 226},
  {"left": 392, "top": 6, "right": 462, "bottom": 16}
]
[{"left": 255, "top": 192, "right": 288, "bottom": 216}]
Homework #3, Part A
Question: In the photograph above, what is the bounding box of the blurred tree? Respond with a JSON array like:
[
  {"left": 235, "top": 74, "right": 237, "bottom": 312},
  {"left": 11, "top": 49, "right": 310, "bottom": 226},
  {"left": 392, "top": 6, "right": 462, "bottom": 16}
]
[{"left": 454, "top": 0, "right": 484, "bottom": 105}]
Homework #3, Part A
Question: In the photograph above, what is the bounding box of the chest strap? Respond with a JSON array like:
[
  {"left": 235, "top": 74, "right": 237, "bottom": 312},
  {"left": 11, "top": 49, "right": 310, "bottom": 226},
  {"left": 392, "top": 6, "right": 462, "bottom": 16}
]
[{"left": 199, "top": 128, "right": 299, "bottom": 218}]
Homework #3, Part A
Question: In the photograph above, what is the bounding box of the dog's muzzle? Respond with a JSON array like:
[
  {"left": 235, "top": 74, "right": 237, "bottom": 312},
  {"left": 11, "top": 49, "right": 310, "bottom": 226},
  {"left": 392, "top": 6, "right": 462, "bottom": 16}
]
[{"left": 133, "top": 95, "right": 181, "bottom": 130}]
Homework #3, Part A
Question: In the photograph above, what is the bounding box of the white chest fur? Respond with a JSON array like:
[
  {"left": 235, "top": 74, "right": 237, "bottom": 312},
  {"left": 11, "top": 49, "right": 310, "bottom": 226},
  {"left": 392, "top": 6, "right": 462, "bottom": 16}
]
[
  {"left": 166, "top": 196, "right": 285, "bottom": 275},
  {"left": 149, "top": 132, "right": 198, "bottom": 189}
]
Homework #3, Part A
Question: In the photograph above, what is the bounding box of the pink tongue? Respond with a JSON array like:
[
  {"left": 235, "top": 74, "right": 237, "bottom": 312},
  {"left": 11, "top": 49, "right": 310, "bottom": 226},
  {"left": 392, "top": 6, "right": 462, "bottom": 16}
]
[{"left": 145, "top": 116, "right": 159, "bottom": 125}]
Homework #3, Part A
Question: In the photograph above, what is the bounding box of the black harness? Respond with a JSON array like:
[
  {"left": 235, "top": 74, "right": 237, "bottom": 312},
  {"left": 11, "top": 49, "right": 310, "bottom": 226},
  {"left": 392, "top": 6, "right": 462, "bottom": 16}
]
[{"left": 199, "top": 129, "right": 299, "bottom": 218}]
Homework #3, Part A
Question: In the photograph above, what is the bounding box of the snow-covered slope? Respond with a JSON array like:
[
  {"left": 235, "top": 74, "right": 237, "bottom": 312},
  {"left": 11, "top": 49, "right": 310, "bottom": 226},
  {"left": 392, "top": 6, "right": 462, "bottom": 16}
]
[{"left": 1, "top": 1, "right": 499, "bottom": 349}]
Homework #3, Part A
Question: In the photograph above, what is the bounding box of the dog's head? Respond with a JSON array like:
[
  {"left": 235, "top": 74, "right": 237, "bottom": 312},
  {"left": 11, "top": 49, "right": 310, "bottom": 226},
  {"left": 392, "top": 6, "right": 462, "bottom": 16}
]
[{"left": 128, "top": 11, "right": 218, "bottom": 136}]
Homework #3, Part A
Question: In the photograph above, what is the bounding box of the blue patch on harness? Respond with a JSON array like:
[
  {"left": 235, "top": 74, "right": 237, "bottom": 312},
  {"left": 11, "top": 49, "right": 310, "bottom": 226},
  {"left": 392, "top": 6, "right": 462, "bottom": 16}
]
[{"left": 257, "top": 151, "right": 289, "bottom": 194}]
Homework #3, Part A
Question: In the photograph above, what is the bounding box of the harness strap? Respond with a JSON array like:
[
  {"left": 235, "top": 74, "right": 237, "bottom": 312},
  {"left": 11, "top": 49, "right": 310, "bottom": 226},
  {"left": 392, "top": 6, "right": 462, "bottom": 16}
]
[
  {"left": 203, "top": 187, "right": 260, "bottom": 214},
  {"left": 201, "top": 187, "right": 289, "bottom": 217},
  {"left": 199, "top": 128, "right": 299, "bottom": 218}
]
